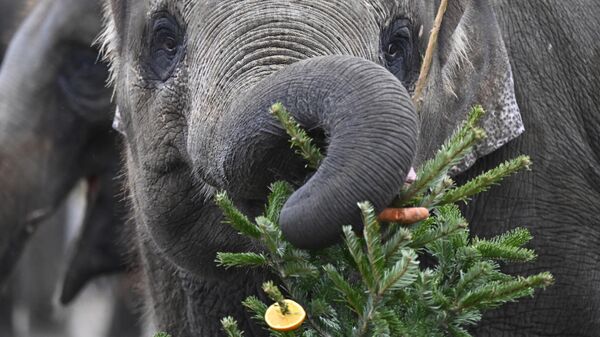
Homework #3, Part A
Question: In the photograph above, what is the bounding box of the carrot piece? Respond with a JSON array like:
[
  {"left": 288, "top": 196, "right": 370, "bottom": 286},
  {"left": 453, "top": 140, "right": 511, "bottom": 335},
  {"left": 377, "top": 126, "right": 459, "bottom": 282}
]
[{"left": 378, "top": 207, "right": 430, "bottom": 225}]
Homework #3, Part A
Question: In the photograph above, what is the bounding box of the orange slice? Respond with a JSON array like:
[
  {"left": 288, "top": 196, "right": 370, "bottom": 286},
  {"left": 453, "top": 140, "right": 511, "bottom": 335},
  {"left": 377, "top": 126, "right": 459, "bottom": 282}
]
[{"left": 264, "top": 299, "right": 306, "bottom": 332}]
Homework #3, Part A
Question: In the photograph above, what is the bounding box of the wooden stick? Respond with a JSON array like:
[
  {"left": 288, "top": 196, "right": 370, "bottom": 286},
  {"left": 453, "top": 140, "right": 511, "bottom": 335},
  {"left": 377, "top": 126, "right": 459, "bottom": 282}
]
[{"left": 412, "top": 0, "right": 449, "bottom": 109}]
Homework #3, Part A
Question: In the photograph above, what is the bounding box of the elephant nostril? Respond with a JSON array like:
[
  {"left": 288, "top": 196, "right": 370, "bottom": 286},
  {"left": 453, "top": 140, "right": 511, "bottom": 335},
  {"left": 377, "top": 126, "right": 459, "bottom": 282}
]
[{"left": 306, "top": 128, "right": 328, "bottom": 154}]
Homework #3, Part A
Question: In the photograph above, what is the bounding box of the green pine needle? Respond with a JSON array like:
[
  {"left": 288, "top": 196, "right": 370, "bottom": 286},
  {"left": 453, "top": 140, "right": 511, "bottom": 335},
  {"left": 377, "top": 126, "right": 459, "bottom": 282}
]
[
  {"left": 263, "top": 281, "right": 290, "bottom": 315},
  {"left": 378, "top": 249, "right": 419, "bottom": 295},
  {"left": 455, "top": 272, "right": 554, "bottom": 311},
  {"left": 448, "top": 325, "right": 473, "bottom": 337},
  {"left": 280, "top": 260, "right": 320, "bottom": 278},
  {"left": 242, "top": 296, "right": 268, "bottom": 320},
  {"left": 266, "top": 181, "right": 294, "bottom": 223},
  {"left": 440, "top": 155, "right": 532, "bottom": 205},
  {"left": 359, "top": 202, "right": 386, "bottom": 281},
  {"left": 486, "top": 227, "right": 533, "bottom": 247},
  {"left": 343, "top": 226, "right": 376, "bottom": 292},
  {"left": 270, "top": 102, "right": 324, "bottom": 170},
  {"left": 255, "top": 216, "right": 284, "bottom": 256},
  {"left": 454, "top": 262, "right": 495, "bottom": 296},
  {"left": 395, "top": 106, "right": 487, "bottom": 206},
  {"left": 473, "top": 241, "right": 537, "bottom": 263},
  {"left": 216, "top": 192, "right": 262, "bottom": 238},
  {"left": 216, "top": 252, "right": 269, "bottom": 269},
  {"left": 221, "top": 317, "right": 245, "bottom": 337},
  {"left": 382, "top": 227, "right": 412, "bottom": 262},
  {"left": 462, "top": 105, "right": 486, "bottom": 134},
  {"left": 410, "top": 206, "right": 468, "bottom": 248},
  {"left": 324, "top": 264, "right": 365, "bottom": 314}
]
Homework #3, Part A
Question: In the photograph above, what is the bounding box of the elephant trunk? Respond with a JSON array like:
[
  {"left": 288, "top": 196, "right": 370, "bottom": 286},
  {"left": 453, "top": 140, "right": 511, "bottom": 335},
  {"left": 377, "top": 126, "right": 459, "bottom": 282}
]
[{"left": 212, "top": 56, "right": 418, "bottom": 249}]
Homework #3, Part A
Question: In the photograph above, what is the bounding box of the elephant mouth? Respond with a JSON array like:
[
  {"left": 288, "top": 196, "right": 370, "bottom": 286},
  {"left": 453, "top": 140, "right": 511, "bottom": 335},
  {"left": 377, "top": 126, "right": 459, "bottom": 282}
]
[{"left": 405, "top": 167, "right": 417, "bottom": 185}]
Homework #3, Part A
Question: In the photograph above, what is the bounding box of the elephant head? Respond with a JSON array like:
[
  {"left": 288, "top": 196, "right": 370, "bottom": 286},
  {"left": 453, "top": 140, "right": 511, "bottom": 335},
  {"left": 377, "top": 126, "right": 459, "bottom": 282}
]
[
  {"left": 0, "top": 0, "right": 122, "bottom": 287},
  {"left": 100, "top": 0, "right": 523, "bottom": 333}
]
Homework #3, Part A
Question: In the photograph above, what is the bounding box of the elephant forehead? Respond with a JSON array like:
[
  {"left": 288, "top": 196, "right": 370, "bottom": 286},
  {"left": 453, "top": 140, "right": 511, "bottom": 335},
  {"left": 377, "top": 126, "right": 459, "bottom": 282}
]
[
  {"left": 173, "top": 1, "right": 399, "bottom": 120},
  {"left": 185, "top": 1, "right": 382, "bottom": 78}
]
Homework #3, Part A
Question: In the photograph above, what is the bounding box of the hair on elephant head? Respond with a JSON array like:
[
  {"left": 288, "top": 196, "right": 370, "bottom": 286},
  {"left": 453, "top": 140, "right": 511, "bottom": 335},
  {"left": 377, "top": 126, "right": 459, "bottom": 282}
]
[{"left": 101, "top": 0, "right": 523, "bottom": 335}]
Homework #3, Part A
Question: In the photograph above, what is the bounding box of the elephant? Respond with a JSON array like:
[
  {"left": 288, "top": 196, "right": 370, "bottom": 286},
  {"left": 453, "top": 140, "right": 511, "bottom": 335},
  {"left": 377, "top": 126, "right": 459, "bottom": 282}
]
[
  {"left": 0, "top": 0, "right": 139, "bottom": 335},
  {"left": 100, "top": 0, "right": 600, "bottom": 336},
  {"left": 0, "top": 0, "right": 114, "bottom": 282},
  {"left": 0, "top": 2, "right": 39, "bottom": 333},
  {"left": 0, "top": 1, "right": 116, "bottom": 282}
]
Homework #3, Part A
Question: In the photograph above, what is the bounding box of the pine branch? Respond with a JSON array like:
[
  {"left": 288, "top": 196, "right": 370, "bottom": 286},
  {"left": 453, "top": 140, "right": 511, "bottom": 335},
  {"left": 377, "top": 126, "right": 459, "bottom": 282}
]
[
  {"left": 410, "top": 206, "right": 468, "bottom": 248},
  {"left": 323, "top": 264, "right": 365, "bottom": 314},
  {"left": 266, "top": 181, "right": 294, "bottom": 223},
  {"left": 454, "top": 262, "right": 494, "bottom": 297},
  {"left": 395, "top": 107, "right": 486, "bottom": 206},
  {"left": 243, "top": 296, "right": 268, "bottom": 320},
  {"left": 382, "top": 227, "right": 412, "bottom": 262},
  {"left": 359, "top": 202, "right": 386, "bottom": 282},
  {"left": 343, "top": 226, "right": 376, "bottom": 292},
  {"left": 485, "top": 228, "right": 533, "bottom": 247},
  {"left": 440, "top": 156, "right": 532, "bottom": 205},
  {"left": 419, "top": 175, "right": 455, "bottom": 208},
  {"left": 447, "top": 325, "right": 473, "bottom": 337},
  {"left": 378, "top": 249, "right": 419, "bottom": 296},
  {"left": 256, "top": 216, "right": 285, "bottom": 257},
  {"left": 216, "top": 192, "right": 262, "bottom": 238},
  {"left": 459, "top": 105, "right": 486, "bottom": 135},
  {"left": 221, "top": 317, "right": 245, "bottom": 337},
  {"left": 280, "top": 260, "right": 319, "bottom": 279},
  {"left": 263, "top": 281, "right": 290, "bottom": 315},
  {"left": 270, "top": 103, "right": 324, "bottom": 170},
  {"left": 455, "top": 272, "right": 554, "bottom": 311},
  {"left": 472, "top": 241, "right": 536, "bottom": 263}
]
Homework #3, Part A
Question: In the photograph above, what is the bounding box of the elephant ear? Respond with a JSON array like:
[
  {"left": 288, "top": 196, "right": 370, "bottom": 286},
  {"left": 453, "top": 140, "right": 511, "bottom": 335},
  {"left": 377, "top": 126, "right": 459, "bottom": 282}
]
[{"left": 418, "top": 0, "right": 524, "bottom": 173}]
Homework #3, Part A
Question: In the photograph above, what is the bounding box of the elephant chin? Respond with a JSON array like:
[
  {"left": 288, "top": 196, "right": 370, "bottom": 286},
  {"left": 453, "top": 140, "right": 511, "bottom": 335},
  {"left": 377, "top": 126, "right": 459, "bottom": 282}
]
[{"left": 211, "top": 55, "right": 419, "bottom": 250}]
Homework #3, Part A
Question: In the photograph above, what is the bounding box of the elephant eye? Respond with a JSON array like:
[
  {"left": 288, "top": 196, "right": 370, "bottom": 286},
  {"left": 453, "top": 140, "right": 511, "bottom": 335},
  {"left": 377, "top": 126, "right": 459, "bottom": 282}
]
[
  {"left": 146, "top": 12, "right": 184, "bottom": 81},
  {"left": 382, "top": 20, "right": 414, "bottom": 86},
  {"left": 58, "top": 45, "right": 112, "bottom": 120}
]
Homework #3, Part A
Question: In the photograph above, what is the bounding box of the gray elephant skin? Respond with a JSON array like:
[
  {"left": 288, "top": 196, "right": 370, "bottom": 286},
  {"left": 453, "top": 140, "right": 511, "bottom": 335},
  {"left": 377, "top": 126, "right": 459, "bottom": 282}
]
[
  {"left": 0, "top": 0, "right": 139, "bottom": 335},
  {"left": 0, "top": 0, "right": 36, "bottom": 64},
  {"left": 100, "top": 0, "right": 600, "bottom": 336},
  {"left": 0, "top": 0, "right": 127, "bottom": 285}
]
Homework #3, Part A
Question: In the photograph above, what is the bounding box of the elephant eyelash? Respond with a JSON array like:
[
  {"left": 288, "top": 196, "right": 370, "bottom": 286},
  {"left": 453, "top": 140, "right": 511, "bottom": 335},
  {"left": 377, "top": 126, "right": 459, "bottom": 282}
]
[
  {"left": 143, "top": 11, "right": 185, "bottom": 82},
  {"left": 381, "top": 18, "right": 419, "bottom": 89}
]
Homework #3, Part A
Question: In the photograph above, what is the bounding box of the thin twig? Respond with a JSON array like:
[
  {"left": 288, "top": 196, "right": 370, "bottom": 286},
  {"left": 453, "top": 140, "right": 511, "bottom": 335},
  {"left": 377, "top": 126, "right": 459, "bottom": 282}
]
[{"left": 412, "top": 0, "right": 449, "bottom": 109}]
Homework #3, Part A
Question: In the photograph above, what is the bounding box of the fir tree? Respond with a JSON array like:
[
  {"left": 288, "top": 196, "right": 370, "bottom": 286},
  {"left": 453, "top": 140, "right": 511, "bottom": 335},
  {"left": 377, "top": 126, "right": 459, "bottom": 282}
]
[{"left": 212, "top": 104, "right": 553, "bottom": 337}]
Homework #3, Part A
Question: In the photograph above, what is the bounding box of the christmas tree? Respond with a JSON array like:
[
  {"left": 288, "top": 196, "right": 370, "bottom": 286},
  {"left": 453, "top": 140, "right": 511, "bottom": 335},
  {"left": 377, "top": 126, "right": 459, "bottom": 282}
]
[{"left": 210, "top": 104, "right": 553, "bottom": 337}]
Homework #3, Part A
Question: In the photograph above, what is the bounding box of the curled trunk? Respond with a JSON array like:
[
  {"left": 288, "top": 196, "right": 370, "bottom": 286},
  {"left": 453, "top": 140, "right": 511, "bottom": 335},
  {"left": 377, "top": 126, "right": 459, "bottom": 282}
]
[{"left": 210, "top": 56, "right": 418, "bottom": 249}]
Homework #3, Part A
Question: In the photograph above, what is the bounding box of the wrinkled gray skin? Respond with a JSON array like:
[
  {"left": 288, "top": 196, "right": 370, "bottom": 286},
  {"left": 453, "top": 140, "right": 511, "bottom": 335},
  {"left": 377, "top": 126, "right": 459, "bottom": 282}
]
[
  {"left": 103, "top": 0, "right": 600, "bottom": 336},
  {"left": 466, "top": 2, "right": 600, "bottom": 336}
]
